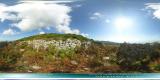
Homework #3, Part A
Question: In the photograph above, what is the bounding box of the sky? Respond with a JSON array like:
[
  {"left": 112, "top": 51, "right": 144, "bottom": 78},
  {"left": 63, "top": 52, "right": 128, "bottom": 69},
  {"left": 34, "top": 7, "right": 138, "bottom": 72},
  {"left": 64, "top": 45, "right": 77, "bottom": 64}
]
[{"left": 0, "top": 0, "right": 160, "bottom": 43}]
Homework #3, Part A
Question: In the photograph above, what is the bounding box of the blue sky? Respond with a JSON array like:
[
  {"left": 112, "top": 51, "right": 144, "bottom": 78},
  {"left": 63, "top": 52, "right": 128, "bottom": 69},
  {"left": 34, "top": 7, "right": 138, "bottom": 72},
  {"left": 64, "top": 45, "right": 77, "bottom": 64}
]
[{"left": 0, "top": 0, "right": 160, "bottom": 43}]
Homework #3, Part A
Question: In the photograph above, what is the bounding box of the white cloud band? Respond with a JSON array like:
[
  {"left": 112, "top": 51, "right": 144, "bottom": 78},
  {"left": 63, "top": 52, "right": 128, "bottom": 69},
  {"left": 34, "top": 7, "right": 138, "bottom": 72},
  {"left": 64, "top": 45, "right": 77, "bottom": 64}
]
[
  {"left": 0, "top": 1, "right": 86, "bottom": 36},
  {"left": 146, "top": 3, "right": 160, "bottom": 19},
  {"left": 2, "top": 28, "right": 17, "bottom": 35}
]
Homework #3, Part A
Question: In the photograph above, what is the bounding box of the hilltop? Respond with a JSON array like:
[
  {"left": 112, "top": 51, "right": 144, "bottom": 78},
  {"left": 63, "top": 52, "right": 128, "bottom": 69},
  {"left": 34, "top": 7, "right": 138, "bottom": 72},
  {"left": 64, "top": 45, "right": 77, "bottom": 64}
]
[{"left": 18, "top": 33, "right": 90, "bottom": 41}]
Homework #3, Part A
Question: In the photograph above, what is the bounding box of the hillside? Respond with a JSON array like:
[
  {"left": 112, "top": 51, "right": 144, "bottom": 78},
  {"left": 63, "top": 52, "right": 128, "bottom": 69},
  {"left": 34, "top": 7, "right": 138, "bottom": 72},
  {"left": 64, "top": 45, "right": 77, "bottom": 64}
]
[
  {"left": 18, "top": 33, "right": 90, "bottom": 41},
  {"left": 0, "top": 33, "right": 160, "bottom": 73},
  {"left": 0, "top": 33, "right": 119, "bottom": 73}
]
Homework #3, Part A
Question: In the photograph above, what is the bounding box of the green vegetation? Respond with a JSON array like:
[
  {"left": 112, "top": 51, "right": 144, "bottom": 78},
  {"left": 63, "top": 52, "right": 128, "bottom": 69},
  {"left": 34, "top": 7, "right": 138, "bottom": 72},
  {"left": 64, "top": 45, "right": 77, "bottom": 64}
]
[
  {"left": 117, "top": 43, "right": 160, "bottom": 72},
  {"left": 0, "top": 33, "right": 160, "bottom": 73},
  {"left": 18, "top": 33, "right": 90, "bottom": 41},
  {"left": 0, "top": 41, "right": 9, "bottom": 48}
]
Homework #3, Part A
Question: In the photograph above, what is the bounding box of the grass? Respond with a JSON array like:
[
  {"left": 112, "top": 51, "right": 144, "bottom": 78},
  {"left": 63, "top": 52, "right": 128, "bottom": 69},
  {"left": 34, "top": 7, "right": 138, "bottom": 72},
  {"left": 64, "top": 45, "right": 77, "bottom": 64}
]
[{"left": 18, "top": 33, "right": 90, "bottom": 41}]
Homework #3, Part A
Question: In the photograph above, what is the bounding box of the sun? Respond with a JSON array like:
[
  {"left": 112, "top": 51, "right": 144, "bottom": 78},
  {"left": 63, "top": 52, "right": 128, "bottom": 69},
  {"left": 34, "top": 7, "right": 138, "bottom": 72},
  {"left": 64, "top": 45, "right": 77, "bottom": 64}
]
[{"left": 114, "top": 17, "right": 133, "bottom": 30}]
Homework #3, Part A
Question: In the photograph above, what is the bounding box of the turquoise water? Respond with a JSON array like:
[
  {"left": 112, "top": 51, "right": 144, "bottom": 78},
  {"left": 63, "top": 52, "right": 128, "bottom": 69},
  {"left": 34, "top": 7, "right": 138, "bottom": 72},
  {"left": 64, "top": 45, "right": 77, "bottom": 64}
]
[{"left": 0, "top": 73, "right": 159, "bottom": 78}]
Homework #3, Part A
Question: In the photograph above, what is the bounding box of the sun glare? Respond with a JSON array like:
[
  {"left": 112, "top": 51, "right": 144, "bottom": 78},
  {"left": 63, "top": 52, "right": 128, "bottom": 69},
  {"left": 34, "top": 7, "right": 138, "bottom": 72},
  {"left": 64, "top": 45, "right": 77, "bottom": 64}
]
[{"left": 114, "top": 17, "right": 133, "bottom": 30}]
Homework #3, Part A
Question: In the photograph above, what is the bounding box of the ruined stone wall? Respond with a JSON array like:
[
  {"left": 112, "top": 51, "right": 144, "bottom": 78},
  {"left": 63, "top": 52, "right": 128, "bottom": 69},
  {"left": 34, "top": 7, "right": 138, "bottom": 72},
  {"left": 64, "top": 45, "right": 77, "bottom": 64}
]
[{"left": 21, "top": 39, "right": 91, "bottom": 51}]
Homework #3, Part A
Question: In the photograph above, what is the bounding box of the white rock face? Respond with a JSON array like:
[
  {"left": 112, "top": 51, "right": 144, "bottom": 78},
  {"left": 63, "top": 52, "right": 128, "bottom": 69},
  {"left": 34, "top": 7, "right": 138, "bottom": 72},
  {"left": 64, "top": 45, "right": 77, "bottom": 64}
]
[
  {"left": 20, "top": 49, "right": 25, "bottom": 52},
  {"left": 32, "top": 65, "right": 41, "bottom": 70},
  {"left": 20, "top": 39, "right": 91, "bottom": 51},
  {"left": 103, "top": 57, "right": 110, "bottom": 60},
  {"left": 71, "top": 60, "right": 78, "bottom": 65}
]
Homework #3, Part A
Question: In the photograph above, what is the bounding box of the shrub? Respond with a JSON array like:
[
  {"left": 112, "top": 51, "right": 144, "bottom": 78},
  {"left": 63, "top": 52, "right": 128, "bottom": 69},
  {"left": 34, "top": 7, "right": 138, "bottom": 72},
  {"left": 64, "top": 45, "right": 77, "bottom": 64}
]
[{"left": 117, "top": 43, "right": 159, "bottom": 71}]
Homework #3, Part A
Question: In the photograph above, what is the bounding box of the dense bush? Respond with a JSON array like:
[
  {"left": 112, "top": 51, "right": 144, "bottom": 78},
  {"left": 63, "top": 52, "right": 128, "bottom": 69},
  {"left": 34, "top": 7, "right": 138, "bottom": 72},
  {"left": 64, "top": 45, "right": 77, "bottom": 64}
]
[
  {"left": 0, "top": 42, "right": 22, "bottom": 71},
  {"left": 0, "top": 41, "right": 9, "bottom": 48},
  {"left": 117, "top": 43, "right": 160, "bottom": 72}
]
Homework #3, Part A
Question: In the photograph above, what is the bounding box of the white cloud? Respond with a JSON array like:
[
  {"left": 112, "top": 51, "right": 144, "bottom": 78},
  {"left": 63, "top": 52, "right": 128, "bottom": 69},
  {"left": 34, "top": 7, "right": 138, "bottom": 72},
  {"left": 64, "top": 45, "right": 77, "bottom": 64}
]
[
  {"left": 90, "top": 12, "right": 103, "bottom": 20},
  {"left": 146, "top": 3, "right": 160, "bottom": 19},
  {"left": 81, "top": 33, "right": 89, "bottom": 37},
  {"left": 19, "top": 0, "right": 75, "bottom": 4},
  {"left": 75, "top": 4, "right": 82, "bottom": 7},
  {"left": 2, "top": 28, "right": 16, "bottom": 35},
  {"left": 93, "top": 12, "right": 102, "bottom": 17},
  {"left": 105, "top": 19, "right": 110, "bottom": 23},
  {"left": 39, "top": 31, "right": 45, "bottom": 34},
  {"left": 0, "top": 1, "right": 85, "bottom": 35}
]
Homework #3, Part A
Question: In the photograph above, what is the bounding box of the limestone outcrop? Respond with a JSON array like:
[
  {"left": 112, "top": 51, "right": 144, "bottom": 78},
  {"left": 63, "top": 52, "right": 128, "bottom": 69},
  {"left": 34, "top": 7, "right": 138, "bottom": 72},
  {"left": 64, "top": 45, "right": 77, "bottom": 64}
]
[{"left": 20, "top": 39, "right": 91, "bottom": 51}]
